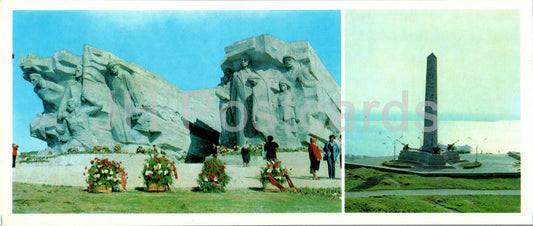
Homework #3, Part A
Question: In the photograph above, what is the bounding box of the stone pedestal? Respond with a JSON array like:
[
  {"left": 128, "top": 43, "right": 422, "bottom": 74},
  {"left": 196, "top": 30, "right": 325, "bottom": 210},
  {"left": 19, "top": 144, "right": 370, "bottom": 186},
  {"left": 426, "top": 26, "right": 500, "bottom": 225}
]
[{"left": 398, "top": 150, "right": 446, "bottom": 167}]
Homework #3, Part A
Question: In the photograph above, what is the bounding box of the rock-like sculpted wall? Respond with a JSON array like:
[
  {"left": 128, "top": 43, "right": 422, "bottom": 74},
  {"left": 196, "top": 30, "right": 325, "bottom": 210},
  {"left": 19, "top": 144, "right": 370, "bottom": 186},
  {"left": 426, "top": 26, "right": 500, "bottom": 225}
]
[
  {"left": 20, "top": 46, "right": 220, "bottom": 158},
  {"left": 20, "top": 34, "right": 340, "bottom": 157},
  {"left": 216, "top": 35, "right": 341, "bottom": 148}
]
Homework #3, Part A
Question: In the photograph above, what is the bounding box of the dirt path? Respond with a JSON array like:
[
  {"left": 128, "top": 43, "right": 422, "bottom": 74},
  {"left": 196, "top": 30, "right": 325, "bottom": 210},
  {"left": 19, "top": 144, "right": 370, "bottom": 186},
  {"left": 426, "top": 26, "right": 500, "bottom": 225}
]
[
  {"left": 345, "top": 189, "right": 520, "bottom": 198},
  {"left": 12, "top": 152, "right": 341, "bottom": 191}
]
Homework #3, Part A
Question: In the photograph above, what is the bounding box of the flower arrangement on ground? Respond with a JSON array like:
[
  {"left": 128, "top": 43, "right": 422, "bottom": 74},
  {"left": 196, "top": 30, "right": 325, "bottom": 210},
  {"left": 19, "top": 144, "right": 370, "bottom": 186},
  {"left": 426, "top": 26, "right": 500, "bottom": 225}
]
[
  {"left": 113, "top": 144, "right": 122, "bottom": 153},
  {"left": 91, "top": 145, "right": 110, "bottom": 153},
  {"left": 142, "top": 155, "right": 178, "bottom": 191},
  {"left": 197, "top": 158, "right": 230, "bottom": 192},
  {"left": 259, "top": 160, "right": 298, "bottom": 192},
  {"left": 260, "top": 160, "right": 287, "bottom": 186},
  {"left": 84, "top": 157, "right": 128, "bottom": 193}
]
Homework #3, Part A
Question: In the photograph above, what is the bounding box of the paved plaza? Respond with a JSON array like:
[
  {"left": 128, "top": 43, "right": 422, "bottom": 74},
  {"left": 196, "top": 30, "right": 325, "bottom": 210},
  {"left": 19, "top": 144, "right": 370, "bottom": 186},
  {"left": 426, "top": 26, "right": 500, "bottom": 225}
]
[{"left": 346, "top": 153, "right": 520, "bottom": 177}]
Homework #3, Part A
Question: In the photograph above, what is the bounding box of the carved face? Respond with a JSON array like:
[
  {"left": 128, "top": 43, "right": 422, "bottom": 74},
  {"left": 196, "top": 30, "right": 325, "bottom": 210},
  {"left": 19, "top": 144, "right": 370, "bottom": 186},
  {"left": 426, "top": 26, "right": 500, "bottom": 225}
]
[
  {"left": 110, "top": 64, "right": 120, "bottom": 75},
  {"left": 29, "top": 73, "right": 42, "bottom": 87},
  {"left": 74, "top": 66, "right": 82, "bottom": 78},
  {"left": 280, "top": 83, "right": 287, "bottom": 91},
  {"left": 240, "top": 54, "right": 250, "bottom": 68},
  {"left": 284, "top": 57, "right": 296, "bottom": 69}
]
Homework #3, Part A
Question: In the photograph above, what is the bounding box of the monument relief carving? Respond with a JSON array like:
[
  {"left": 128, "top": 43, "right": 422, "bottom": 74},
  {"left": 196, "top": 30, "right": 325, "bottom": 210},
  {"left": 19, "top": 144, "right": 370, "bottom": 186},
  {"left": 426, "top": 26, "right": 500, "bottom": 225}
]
[{"left": 20, "top": 34, "right": 340, "bottom": 158}]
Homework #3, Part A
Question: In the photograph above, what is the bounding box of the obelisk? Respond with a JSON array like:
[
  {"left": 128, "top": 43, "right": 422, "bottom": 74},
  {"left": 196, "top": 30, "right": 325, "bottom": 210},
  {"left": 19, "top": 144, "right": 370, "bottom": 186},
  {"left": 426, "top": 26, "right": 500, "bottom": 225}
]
[{"left": 422, "top": 53, "right": 438, "bottom": 152}]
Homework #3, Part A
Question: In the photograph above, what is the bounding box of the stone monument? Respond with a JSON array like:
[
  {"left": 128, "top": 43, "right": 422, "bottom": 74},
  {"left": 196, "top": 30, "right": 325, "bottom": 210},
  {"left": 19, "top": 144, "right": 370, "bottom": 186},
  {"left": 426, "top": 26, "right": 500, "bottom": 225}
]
[
  {"left": 398, "top": 53, "right": 459, "bottom": 167},
  {"left": 216, "top": 35, "right": 341, "bottom": 149},
  {"left": 422, "top": 53, "right": 438, "bottom": 153},
  {"left": 20, "top": 34, "right": 340, "bottom": 159}
]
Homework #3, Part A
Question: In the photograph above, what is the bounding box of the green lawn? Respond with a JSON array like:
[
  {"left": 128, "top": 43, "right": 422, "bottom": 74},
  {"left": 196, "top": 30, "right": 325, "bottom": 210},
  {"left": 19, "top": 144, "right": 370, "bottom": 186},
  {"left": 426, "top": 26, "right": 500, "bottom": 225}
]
[
  {"left": 346, "top": 195, "right": 520, "bottom": 213},
  {"left": 13, "top": 183, "right": 340, "bottom": 213},
  {"left": 346, "top": 168, "right": 520, "bottom": 192}
]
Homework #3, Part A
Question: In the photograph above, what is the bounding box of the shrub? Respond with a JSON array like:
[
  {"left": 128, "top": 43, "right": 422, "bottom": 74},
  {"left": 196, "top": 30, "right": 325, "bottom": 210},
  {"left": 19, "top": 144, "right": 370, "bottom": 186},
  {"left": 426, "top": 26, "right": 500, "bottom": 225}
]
[
  {"left": 84, "top": 157, "right": 127, "bottom": 192},
  {"left": 291, "top": 187, "right": 341, "bottom": 199},
  {"left": 197, "top": 158, "right": 230, "bottom": 192},
  {"left": 461, "top": 162, "right": 482, "bottom": 169},
  {"left": 67, "top": 148, "right": 80, "bottom": 154}
]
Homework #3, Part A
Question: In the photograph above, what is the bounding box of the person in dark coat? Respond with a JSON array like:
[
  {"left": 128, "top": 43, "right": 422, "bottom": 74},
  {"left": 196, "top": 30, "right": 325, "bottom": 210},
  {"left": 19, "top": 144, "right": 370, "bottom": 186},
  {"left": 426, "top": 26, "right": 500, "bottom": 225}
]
[
  {"left": 308, "top": 137, "right": 321, "bottom": 180},
  {"left": 241, "top": 143, "right": 251, "bottom": 167},
  {"left": 323, "top": 134, "right": 340, "bottom": 179},
  {"left": 264, "top": 135, "right": 279, "bottom": 162},
  {"left": 210, "top": 143, "right": 218, "bottom": 158}
]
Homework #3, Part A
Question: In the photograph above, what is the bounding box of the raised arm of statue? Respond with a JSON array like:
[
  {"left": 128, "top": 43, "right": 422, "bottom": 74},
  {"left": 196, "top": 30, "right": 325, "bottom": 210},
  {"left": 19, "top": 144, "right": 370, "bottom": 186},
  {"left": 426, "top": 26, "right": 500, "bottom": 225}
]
[
  {"left": 58, "top": 66, "right": 84, "bottom": 120},
  {"left": 296, "top": 66, "right": 318, "bottom": 87}
]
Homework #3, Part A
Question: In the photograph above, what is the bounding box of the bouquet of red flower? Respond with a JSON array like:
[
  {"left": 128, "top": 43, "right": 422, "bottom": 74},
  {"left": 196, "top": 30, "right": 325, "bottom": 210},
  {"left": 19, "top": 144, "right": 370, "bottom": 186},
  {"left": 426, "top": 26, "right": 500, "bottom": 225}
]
[
  {"left": 197, "top": 158, "right": 230, "bottom": 192},
  {"left": 142, "top": 155, "right": 178, "bottom": 190},
  {"left": 260, "top": 161, "right": 287, "bottom": 185},
  {"left": 84, "top": 157, "right": 128, "bottom": 193}
]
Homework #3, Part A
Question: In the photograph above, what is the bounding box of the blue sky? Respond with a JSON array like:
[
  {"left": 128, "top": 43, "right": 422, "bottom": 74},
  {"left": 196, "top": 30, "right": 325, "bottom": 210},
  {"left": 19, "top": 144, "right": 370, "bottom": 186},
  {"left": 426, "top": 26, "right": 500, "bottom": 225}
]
[{"left": 12, "top": 10, "right": 341, "bottom": 152}]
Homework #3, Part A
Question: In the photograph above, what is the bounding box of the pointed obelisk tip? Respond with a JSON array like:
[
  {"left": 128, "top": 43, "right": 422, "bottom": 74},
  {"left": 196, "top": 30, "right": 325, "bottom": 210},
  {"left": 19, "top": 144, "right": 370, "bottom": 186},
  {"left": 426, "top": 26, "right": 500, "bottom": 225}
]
[{"left": 428, "top": 52, "right": 436, "bottom": 58}]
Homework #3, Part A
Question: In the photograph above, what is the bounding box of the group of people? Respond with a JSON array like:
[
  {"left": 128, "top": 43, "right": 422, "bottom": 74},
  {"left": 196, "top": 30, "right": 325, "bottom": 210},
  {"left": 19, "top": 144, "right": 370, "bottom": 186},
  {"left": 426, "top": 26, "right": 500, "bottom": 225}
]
[
  {"left": 239, "top": 135, "right": 278, "bottom": 167},
  {"left": 308, "top": 135, "right": 340, "bottom": 180},
  {"left": 238, "top": 134, "right": 340, "bottom": 180}
]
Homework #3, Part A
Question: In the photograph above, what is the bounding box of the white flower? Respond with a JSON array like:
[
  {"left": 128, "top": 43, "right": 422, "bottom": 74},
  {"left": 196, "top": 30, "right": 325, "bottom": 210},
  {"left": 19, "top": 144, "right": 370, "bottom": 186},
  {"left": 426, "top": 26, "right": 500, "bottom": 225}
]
[
  {"left": 164, "top": 170, "right": 168, "bottom": 175},
  {"left": 94, "top": 174, "right": 100, "bottom": 178},
  {"left": 214, "top": 178, "right": 218, "bottom": 182},
  {"left": 156, "top": 163, "right": 161, "bottom": 170},
  {"left": 158, "top": 170, "right": 163, "bottom": 174},
  {"left": 109, "top": 171, "right": 113, "bottom": 175},
  {"left": 145, "top": 170, "right": 153, "bottom": 176},
  {"left": 204, "top": 177, "right": 208, "bottom": 182}
]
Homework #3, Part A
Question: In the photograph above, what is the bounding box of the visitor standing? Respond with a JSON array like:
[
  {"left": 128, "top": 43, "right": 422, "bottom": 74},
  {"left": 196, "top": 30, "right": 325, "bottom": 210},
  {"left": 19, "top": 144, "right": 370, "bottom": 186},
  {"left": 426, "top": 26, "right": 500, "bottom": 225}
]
[
  {"left": 339, "top": 134, "right": 343, "bottom": 168},
  {"left": 323, "top": 135, "right": 340, "bottom": 179},
  {"left": 308, "top": 137, "right": 321, "bottom": 180},
  {"left": 210, "top": 143, "right": 218, "bottom": 158},
  {"left": 12, "top": 144, "right": 19, "bottom": 168},
  {"left": 241, "top": 143, "right": 251, "bottom": 167},
  {"left": 264, "top": 135, "right": 279, "bottom": 162}
]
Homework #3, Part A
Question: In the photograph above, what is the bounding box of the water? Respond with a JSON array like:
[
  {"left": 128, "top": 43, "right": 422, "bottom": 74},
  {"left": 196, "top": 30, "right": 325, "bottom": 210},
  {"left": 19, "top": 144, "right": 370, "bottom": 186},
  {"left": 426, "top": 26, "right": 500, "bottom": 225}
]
[{"left": 344, "top": 120, "right": 520, "bottom": 157}]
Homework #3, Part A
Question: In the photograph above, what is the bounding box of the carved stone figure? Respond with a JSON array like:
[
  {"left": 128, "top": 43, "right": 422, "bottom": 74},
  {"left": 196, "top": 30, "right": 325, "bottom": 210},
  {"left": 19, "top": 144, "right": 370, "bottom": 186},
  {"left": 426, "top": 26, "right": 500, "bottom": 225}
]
[
  {"left": 63, "top": 98, "right": 101, "bottom": 150},
  {"left": 104, "top": 62, "right": 142, "bottom": 143},
  {"left": 29, "top": 73, "right": 65, "bottom": 113},
  {"left": 217, "top": 35, "right": 341, "bottom": 149},
  {"left": 277, "top": 81, "right": 297, "bottom": 126},
  {"left": 229, "top": 54, "right": 257, "bottom": 146},
  {"left": 58, "top": 65, "right": 84, "bottom": 121},
  {"left": 283, "top": 56, "right": 318, "bottom": 88}
]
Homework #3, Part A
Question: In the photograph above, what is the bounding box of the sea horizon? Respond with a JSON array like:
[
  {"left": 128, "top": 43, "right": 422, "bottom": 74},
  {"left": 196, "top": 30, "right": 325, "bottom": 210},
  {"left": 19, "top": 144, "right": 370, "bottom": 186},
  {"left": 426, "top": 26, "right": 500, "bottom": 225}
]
[{"left": 344, "top": 119, "right": 520, "bottom": 157}]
